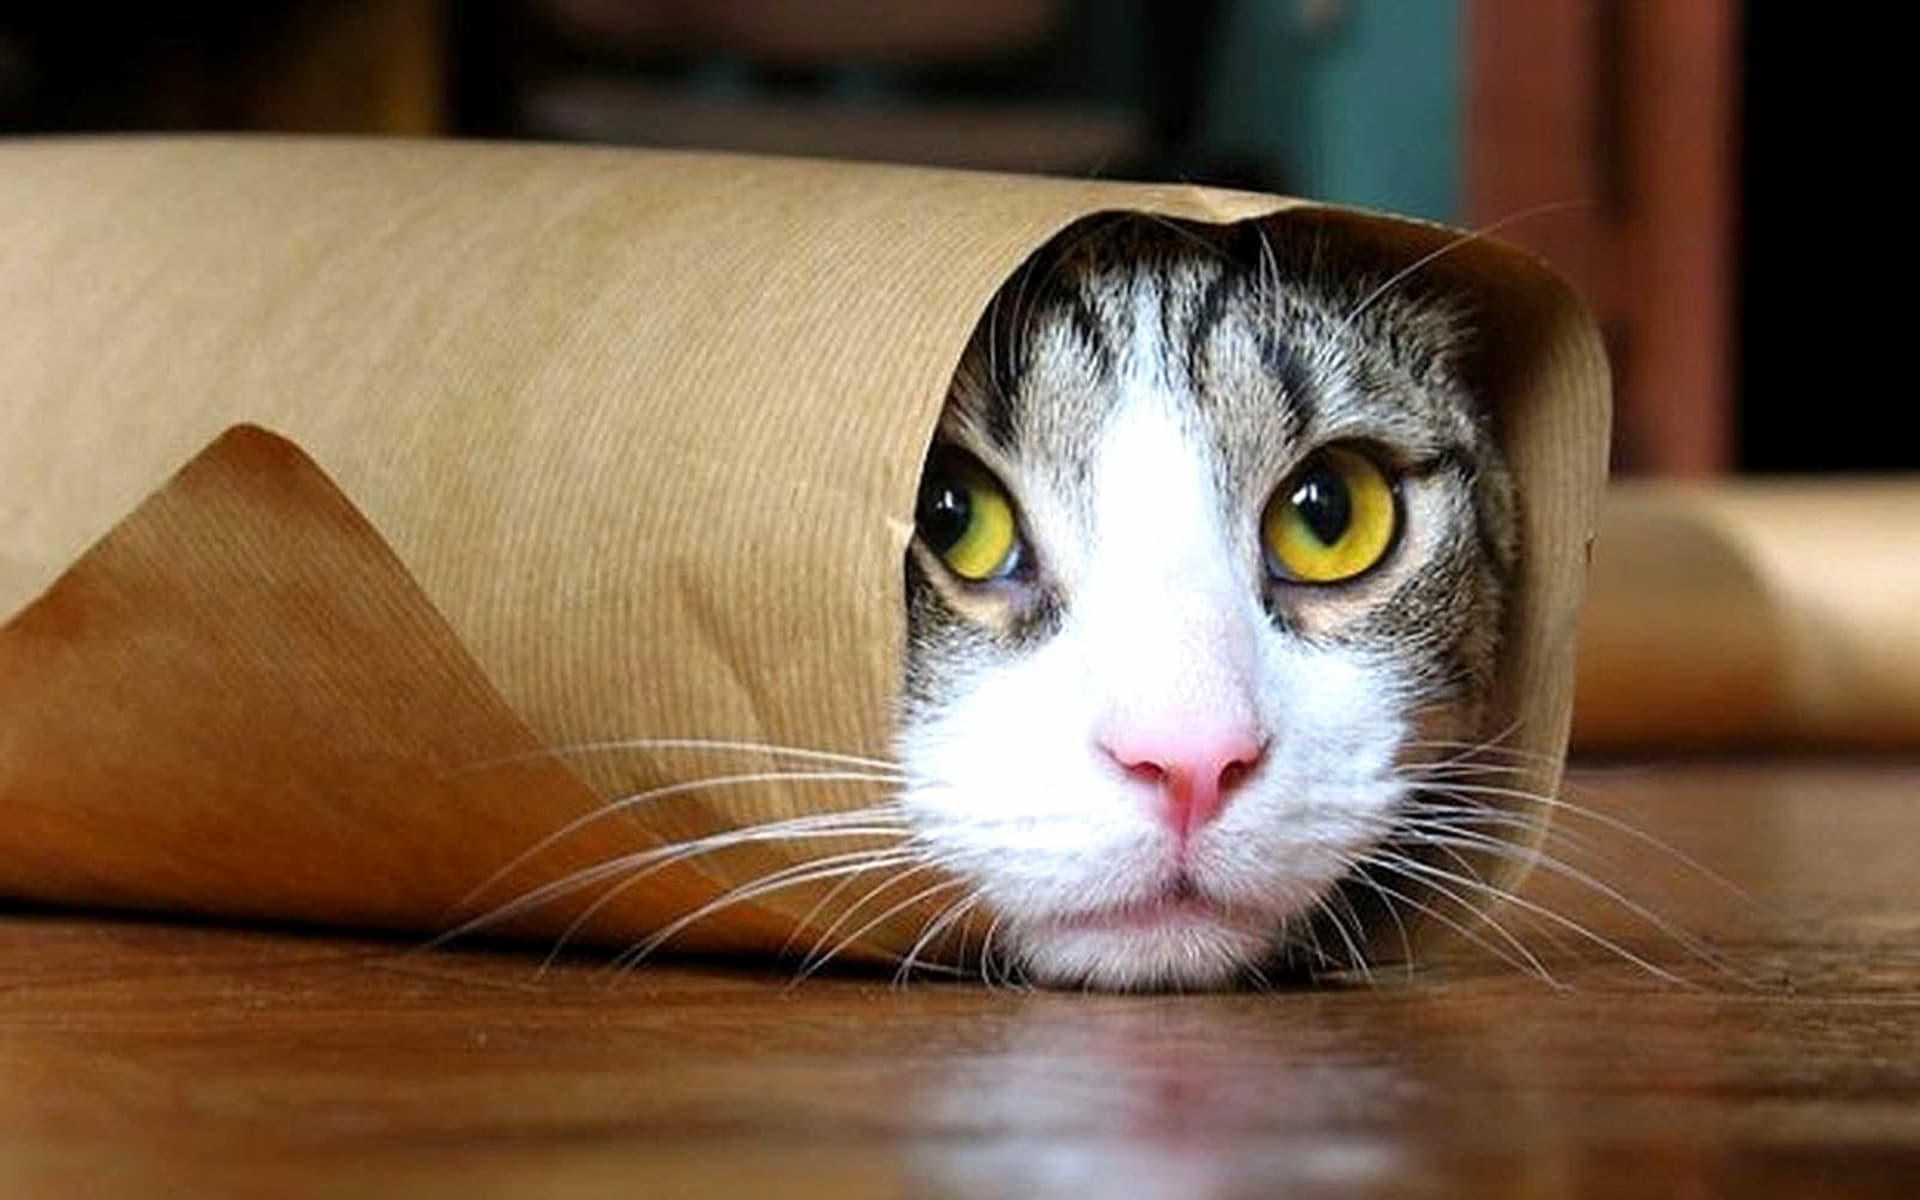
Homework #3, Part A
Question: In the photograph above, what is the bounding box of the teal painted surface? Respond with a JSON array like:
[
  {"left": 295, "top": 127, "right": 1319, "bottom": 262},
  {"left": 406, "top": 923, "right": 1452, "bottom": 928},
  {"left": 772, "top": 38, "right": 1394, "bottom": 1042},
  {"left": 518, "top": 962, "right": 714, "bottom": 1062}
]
[{"left": 1207, "top": 1, "right": 1460, "bottom": 221}]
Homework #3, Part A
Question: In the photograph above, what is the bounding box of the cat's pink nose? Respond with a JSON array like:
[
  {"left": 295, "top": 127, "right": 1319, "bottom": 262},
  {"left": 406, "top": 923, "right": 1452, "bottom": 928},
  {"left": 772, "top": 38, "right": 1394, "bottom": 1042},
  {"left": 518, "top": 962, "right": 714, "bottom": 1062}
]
[{"left": 1104, "top": 728, "right": 1265, "bottom": 839}]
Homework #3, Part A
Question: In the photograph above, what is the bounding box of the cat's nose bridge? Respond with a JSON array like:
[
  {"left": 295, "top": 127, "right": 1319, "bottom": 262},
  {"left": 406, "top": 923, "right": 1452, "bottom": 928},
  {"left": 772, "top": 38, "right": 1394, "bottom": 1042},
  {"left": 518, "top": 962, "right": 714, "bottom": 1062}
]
[
  {"left": 1086, "top": 580, "right": 1261, "bottom": 694},
  {"left": 1083, "top": 583, "right": 1267, "bottom": 836}
]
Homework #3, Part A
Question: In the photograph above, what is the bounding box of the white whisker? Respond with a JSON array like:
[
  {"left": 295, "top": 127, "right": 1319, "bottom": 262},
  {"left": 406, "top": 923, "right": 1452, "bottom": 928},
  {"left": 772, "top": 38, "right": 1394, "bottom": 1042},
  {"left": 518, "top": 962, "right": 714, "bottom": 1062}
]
[
  {"left": 1359, "top": 840, "right": 1571, "bottom": 985},
  {"left": 977, "top": 911, "right": 1008, "bottom": 991},
  {"left": 894, "top": 890, "right": 984, "bottom": 987},
  {"left": 448, "top": 772, "right": 907, "bottom": 919},
  {"left": 1395, "top": 807, "right": 1604, "bottom": 862},
  {"left": 794, "top": 862, "right": 948, "bottom": 978},
  {"left": 544, "top": 839, "right": 921, "bottom": 972},
  {"left": 615, "top": 851, "right": 927, "bottom": 973},
  {"left": 1384, "top": 824, "right": 1742, "bottom": 981},
  {"left": 434, "top": 809, "right": 908, "bottom": 945},
  {"left": 1417, "top": 781, "right": 1757, "bottom": 906},
  {"left": 1337, "top": 199, "right": 1590, "bottom": 334},
  {"left": 1308, "top": 889, "right": 1374, "bottom": 984},
  {"left": 1366, "top": 850, "right": 1695, "bottom": 988},
  {"left": 1399, "top": 760, "right": 1548, "bottom": 782},
  {"left": 456, "top": 737, "right": 905, "bottom": 776},
  {"left": 1345, "top": 865, "right": 1565, "bottom": 988},
  {"left": 798, "top": 876, "right": 970, "bottom": 983}
]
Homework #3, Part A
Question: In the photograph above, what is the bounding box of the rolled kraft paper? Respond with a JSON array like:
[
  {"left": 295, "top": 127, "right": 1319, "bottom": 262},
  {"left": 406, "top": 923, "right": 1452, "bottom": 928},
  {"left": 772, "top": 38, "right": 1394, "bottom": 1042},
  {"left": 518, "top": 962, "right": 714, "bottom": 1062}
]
[
  {"left": 1573, "top": 480, "right": 1920, "bottom": 752},
  {"left": 0, "top": 138, "right": 1609, "bottom": 965},
  {"left": 0, "top": 425, "right": 802, "bottom": 952}
]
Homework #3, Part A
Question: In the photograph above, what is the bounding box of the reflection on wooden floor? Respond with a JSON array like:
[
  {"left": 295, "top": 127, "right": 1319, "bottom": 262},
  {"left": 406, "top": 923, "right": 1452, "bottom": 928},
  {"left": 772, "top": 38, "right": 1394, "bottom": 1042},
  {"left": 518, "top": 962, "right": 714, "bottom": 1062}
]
[{"left": 3, "top": 761, "right": 1916, "bottom": 1197}]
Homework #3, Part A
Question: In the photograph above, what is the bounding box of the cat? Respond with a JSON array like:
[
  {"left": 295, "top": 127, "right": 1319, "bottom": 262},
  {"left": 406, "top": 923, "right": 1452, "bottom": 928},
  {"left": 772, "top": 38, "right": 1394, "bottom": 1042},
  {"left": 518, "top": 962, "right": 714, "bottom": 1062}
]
[
  {"left": 444, "top": 212, "right": 1529, "bottom": 991},
  {"left": 893, "top": 214, "right": 1519, "bottom": 990}
]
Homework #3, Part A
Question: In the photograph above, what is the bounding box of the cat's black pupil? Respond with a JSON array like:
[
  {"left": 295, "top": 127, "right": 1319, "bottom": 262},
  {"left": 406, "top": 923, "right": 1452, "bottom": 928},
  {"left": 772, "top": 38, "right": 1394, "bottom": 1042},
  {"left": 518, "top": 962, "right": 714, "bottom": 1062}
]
[
  {"left": 1291, "top": 465, "right": 1352, "bottom": 546},
  {"left": 917, "top": 472, "right": 971, "bottom": 554}
]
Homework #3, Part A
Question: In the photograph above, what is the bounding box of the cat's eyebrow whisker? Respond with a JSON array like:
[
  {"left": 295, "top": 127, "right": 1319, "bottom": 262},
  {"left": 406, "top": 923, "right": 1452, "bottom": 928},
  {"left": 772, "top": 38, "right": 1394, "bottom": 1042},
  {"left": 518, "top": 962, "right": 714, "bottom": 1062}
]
[
  {"left": 435, "top": 810, "right": 908, "bottom": 945},
  {"left": 974, "top": 211, "right": 1123, "bottom": 408},
  {"left": 1128, "top": 212, "right": 1236, "bottom": 264},
  {"left": 990, "top": 288, "right": 1021, "bottom": 408},
  {"left": 455, "top": 738, "right": 905, "bottom": 777},
  {"left": 448, "top": 771, "right": 909, "bottom": 918},
  {"left": 1254, "top": 225, "right": 1280, "bottom": 301},
  {"left": 1336, "top": 198, "right": 1591, "bottom": 335}
]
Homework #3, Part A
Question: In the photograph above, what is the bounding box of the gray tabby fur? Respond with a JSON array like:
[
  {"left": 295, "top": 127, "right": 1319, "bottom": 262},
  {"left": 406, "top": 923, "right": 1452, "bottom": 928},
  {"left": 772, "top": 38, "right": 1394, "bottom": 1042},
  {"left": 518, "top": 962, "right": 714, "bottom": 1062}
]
[{"left": 896, "top": 215, "right": 1519, "bottom": 988}]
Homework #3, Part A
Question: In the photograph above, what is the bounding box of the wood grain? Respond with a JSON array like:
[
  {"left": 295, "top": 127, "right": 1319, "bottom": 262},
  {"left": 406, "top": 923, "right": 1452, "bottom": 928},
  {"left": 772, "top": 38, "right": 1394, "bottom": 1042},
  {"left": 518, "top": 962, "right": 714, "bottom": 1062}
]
[{"left": 3, "top": 761, "right": 1916, "bottom": 1198}]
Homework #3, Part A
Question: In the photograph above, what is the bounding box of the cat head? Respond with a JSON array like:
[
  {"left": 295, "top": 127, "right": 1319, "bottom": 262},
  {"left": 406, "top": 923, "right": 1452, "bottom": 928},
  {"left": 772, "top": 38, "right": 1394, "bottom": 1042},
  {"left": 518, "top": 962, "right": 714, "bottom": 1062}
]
[{"left": 896, "top": 216, "right": 1519, "bottom": 989}]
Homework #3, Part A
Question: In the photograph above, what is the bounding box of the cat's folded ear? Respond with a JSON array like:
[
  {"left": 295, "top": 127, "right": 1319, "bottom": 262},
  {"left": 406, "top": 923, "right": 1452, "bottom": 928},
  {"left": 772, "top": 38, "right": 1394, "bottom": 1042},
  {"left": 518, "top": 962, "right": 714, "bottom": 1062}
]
[{"left": 0, "top": 140, "right": 1607, "bottom": 962}]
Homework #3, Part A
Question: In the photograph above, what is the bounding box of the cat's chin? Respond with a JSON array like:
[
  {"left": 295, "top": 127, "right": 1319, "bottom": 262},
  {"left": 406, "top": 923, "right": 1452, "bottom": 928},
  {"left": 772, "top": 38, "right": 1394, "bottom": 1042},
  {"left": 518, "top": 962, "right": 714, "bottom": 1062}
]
[{"left": 1012, "top": 908, "right": 1275, "bottom": 991}]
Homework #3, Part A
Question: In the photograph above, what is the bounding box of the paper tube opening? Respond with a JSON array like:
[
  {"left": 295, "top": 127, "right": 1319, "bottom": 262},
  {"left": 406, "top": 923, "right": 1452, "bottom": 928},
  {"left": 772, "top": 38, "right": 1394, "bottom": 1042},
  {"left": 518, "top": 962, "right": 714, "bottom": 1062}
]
[
  {"left": 890, "top": 209, "right": 1612, "bottom": 966},
  {"left": 0, "top": 139, "right": 1608, "bottom": 974}
]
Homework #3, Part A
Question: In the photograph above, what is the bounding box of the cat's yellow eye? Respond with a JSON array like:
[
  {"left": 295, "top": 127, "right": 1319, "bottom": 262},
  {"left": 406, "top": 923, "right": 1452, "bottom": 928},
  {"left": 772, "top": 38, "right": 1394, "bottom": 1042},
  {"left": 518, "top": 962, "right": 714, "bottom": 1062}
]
[
  {"left": 1262, "top": 447, "right": 1398, "bottom": 584},
  {"left": 916, "top": 452, "right": 1021, "bottom": 582}
]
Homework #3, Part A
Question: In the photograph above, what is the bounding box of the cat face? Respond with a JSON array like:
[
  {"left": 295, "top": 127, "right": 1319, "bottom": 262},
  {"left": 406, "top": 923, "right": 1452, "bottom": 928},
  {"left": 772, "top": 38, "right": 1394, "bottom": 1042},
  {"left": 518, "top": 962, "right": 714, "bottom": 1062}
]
[{"left": 897, "top": 218, "right": 1518, "bottom": 989}]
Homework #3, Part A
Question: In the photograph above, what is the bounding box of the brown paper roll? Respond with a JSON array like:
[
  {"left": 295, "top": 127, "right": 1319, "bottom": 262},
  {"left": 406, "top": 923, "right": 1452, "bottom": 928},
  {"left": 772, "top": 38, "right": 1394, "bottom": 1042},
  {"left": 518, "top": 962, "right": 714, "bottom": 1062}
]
[
  {"left": 1573, "top": 480, "right": 1920, "bottom": 752},
  {"left": 0, "top": 138, "right": 1609, "bottom": 966}
]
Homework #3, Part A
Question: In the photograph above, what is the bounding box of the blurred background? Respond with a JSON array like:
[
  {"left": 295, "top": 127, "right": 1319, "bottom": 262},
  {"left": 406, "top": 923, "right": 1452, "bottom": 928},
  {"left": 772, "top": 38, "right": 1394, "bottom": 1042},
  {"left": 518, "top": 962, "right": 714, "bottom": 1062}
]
[
  {"left": 0, "top": 0, "right": 1889, "bottom": 480},
  {"left": 2, "top": 1, "right": 1910, "bottom": 753}
]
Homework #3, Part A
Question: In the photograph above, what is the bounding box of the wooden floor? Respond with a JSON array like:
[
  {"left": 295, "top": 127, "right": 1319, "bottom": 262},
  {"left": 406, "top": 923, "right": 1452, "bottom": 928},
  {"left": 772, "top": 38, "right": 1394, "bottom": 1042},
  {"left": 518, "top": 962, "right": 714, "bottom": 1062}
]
[{"left": 3, "top": 761, "right": 1916, "bottom": 1198}]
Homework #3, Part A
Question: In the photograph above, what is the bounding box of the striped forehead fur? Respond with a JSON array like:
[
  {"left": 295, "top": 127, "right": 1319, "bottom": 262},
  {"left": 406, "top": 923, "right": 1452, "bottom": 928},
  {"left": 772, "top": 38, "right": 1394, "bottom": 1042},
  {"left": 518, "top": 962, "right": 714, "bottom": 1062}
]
[{"left": 921, "top": 214, "right": 1515, "bottom": 675}]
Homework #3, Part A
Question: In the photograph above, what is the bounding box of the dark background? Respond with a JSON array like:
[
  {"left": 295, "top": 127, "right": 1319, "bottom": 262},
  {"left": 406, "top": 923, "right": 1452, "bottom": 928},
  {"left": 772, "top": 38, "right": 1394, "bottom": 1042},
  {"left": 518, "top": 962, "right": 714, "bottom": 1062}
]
[
  {"left": 2, "top": 1, "right": 1895, "bottom": 475},
  {"left": 1737, "top": 5, "right": 1896, "bottom": 472}
]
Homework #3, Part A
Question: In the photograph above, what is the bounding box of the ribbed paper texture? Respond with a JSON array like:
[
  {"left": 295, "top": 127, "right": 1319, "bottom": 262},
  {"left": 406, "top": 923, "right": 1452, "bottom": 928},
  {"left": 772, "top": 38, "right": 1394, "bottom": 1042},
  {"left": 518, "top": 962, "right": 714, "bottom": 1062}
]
[{"left": 0, "top": 139, "right": 1609, "bottom": 964}]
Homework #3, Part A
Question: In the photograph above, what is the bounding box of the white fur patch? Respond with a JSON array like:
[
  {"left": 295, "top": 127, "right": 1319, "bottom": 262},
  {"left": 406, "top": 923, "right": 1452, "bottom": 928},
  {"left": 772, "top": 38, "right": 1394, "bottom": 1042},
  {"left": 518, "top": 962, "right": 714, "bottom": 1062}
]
[{"left": 898, "top": 335, "right": 1411, "bottom": 989}]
